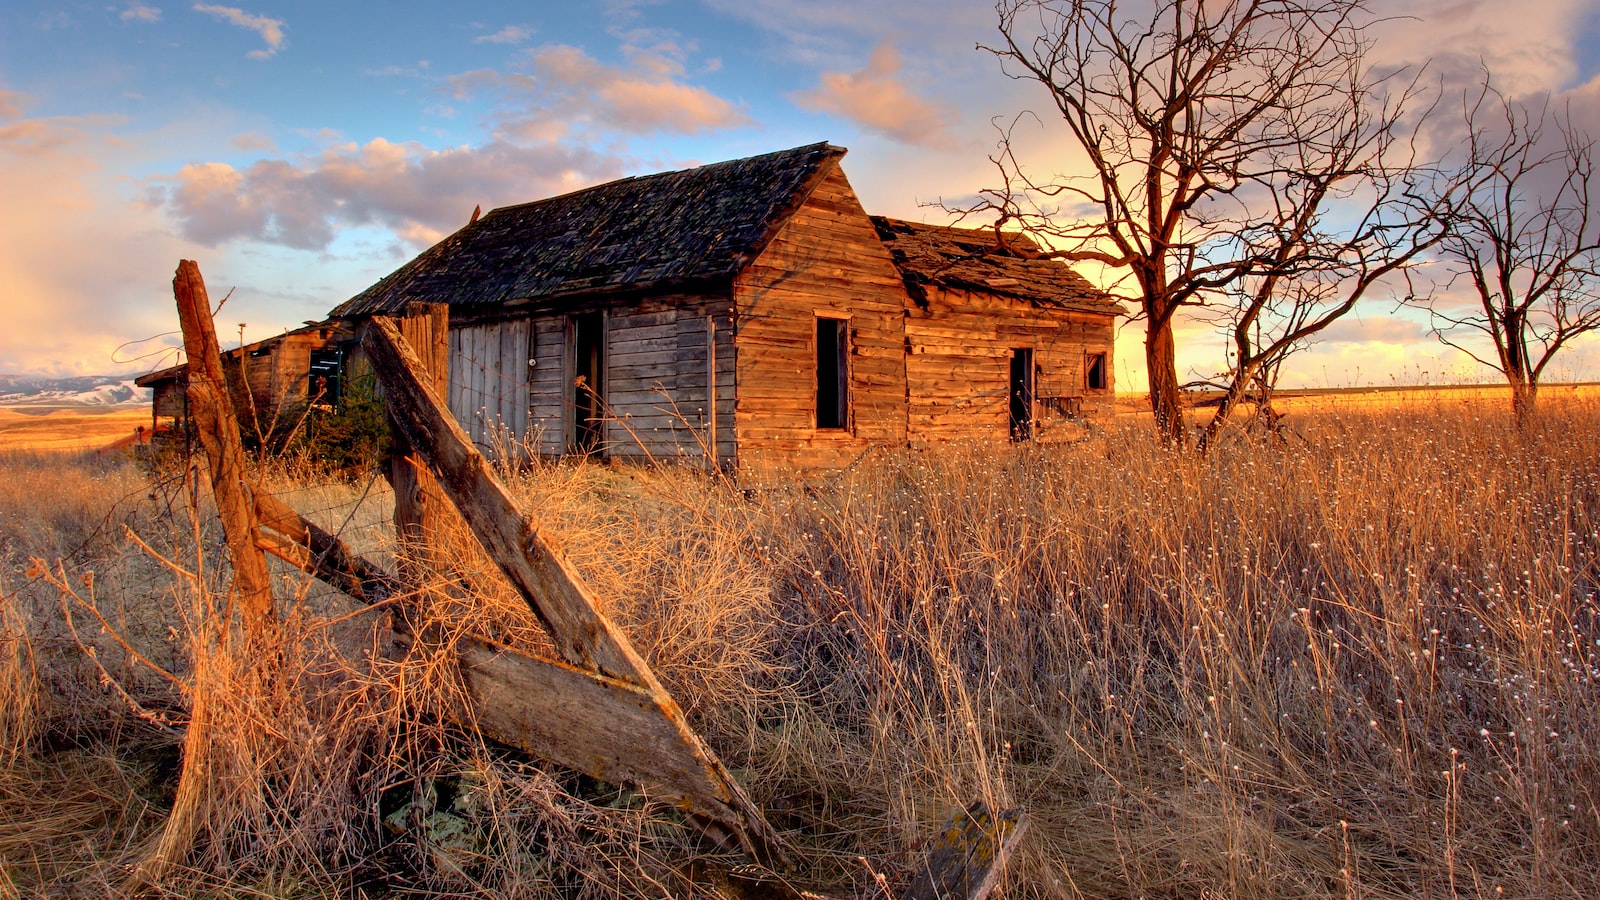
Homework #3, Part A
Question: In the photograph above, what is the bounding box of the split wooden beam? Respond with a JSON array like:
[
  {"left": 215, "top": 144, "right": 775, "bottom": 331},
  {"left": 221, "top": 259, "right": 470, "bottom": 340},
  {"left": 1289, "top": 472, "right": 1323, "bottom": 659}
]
[
  {"left": 362, "top": 313, "right": 788, "bottom": 868},
  {"left": 172, "top": 260, "right": 277, "bottom": 642},
  {"left": 365, "top": 315, "right": 657, "bottom": 684},
  {"left": 386, "top": 303, "right": 458, "bottom": 596}
]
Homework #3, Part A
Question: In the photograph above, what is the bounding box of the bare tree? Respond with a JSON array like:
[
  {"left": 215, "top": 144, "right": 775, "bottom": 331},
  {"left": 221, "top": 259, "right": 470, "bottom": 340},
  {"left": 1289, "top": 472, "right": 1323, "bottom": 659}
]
[
  {"left": 963, "top": 0, "right": 1419, "bottom": 443},
  {"left": 1428, "top": 77, "right": 1600, "bottom": 422},
  {"left": 1192, "top": 77, "right": 1450, "bottom": 451}
]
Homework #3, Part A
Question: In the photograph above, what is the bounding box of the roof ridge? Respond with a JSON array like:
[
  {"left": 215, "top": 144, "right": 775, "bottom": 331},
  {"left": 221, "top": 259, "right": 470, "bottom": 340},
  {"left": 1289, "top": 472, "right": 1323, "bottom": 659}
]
[
  {"left": 331, "top": 141, "right": 847, "bottom": 318},
  {"left": 484, "top": 142, "right": 844, "bottom": 220}
]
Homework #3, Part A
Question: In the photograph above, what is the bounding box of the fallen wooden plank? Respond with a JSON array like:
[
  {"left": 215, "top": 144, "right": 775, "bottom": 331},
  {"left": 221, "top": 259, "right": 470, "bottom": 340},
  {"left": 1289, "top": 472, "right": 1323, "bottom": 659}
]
[
  {"left": 901, "top": 801, "right": 1028, "bottom": 900},
  {"left": 247, "top": 489, "right": 791, "bottom": 866},
  {"left": 446, "top": 633, "right": 763, "bottom": 826},
  {"left": 253, "top": 491, "right": 400, "bottom": 606}
]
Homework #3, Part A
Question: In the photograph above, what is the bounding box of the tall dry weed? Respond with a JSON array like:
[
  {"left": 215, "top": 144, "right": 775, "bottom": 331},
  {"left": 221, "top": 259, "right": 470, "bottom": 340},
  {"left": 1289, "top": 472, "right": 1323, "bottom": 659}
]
[
  {"left": 3, "top": 398, "right": 1599, "bottom": 898},
  {"left": 0, "top": 583, "right": 39, "bottom": 772},
  {"left": 521, "top": 397, "right": 1600, "bottom": 898}
]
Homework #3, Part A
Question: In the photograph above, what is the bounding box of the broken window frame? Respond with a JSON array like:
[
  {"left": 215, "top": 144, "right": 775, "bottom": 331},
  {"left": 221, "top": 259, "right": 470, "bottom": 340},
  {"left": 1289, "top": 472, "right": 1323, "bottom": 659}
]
[{"left": 1086, "top": 351, "right": 1108, "bottom": 391}]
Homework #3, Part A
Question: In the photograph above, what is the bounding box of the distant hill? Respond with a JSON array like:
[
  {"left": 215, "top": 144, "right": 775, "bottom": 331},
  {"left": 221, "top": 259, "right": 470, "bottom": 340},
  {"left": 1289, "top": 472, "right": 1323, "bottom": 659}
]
[{"left": 0, "top": 374, "right": 151, "bottom": 407}]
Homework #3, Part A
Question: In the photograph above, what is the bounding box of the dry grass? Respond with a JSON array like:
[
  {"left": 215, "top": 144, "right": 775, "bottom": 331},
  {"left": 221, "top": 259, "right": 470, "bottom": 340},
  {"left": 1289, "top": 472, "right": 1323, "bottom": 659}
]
[
  {"left": 0, "top": 408, "right": 151, "bottom": 453},
  {"left": 1, "top": 395, "right": 1597, "bottom": 898}
]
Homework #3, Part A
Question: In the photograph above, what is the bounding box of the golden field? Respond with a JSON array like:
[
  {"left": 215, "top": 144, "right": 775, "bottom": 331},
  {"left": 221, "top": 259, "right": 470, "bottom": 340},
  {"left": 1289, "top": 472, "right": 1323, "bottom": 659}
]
[
  {"left": 0, "top": 406, "right": 151, "bottom": 453},
  {"left": 1, "top": 392, "right": 1597, "bottom": 898}
]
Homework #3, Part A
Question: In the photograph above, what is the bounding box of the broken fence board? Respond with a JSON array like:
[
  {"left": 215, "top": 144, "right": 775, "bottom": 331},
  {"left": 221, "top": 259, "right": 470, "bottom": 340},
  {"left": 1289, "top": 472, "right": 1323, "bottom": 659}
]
[
  {"left": 365, "top": 315, "right": 653, "bottom": 685},
  {"left": 252, "top": 490, "right": 400, "bottom": 607},
  {"left": 446, "top": 633, "right": 758, "bottom": 823},
  {"left": 901, "top": 802, "right": 1028, "bottom": 900},
  {"left": 250, "top": 488, "right": 791, "bottom": 865}
]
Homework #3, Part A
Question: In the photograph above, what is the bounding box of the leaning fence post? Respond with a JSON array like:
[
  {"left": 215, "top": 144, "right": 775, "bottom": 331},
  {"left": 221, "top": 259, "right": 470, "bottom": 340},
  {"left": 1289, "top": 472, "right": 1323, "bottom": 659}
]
[{"left": 171, "top": 259, "right": 277, "bottom": 643}]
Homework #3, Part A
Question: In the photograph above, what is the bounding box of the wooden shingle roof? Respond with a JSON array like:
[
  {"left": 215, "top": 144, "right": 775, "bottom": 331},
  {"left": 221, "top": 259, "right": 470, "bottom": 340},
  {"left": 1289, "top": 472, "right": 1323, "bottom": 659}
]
[
  {"left": 871, "top": 217, "right": 1125, "bottom": 316},
  {"left": 332, "top": 143, "right": 846, "bottom": 317}
]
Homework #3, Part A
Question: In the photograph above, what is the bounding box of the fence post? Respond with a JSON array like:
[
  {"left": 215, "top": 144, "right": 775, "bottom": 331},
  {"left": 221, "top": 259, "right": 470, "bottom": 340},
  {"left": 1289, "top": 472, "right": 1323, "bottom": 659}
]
[{"left": 171, "top": 259, "right": 277, "bottom": 643}]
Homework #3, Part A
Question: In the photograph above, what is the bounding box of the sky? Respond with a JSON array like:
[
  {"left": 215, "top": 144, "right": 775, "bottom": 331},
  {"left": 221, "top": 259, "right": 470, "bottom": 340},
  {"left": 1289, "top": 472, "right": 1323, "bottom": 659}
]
[{"left": 3, "top": 0, "right": 1599, "bottom": 390}]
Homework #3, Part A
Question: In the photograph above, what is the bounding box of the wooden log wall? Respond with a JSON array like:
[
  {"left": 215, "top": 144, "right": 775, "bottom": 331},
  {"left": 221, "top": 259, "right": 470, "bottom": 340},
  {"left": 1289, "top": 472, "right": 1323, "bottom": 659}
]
[
  {"left": 906, "top": 286, "right": 1116, "bottom": 445},
  {"left": 151, "top": 379, "right": 186, "bottom": 420},
  {"left": 222, "top": 329, "right": 339, "bottom": 437},
  {"left": 733, "top": 164, "right": 909, "bottom": 469}
]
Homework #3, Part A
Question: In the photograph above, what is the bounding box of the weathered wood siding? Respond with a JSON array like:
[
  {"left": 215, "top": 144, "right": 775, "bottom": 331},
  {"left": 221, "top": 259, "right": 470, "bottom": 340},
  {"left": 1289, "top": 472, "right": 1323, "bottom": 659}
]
[
  {"left": 601, "top": 294, "right": 735, "bottom": 464},
  {"left": 454, "top": 293, "right": 735, "bottom": 463},
  {"left": 732, "top": 164, "right": 908, "bottom": 468},
  {"left": 220, "top": 329, "right": 340, "bottom": 438},
  {"left": 449, "top": 318, "right": 532, "bottom": 454},
  {"left": 527, "top": 315, "right": 567, "bottom": 457},
  {"left": 906, "top": 286, "right": 1115, "bottom": 445},
  {"left": 151, "top": 379, "right": 186, "bottom": 420}
]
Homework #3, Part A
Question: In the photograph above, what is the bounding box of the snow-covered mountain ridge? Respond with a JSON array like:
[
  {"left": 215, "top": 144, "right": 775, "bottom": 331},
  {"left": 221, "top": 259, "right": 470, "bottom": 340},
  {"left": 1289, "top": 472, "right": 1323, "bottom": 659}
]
[{"left": 0, "top": 375, "right": 151, "bottom": 407}]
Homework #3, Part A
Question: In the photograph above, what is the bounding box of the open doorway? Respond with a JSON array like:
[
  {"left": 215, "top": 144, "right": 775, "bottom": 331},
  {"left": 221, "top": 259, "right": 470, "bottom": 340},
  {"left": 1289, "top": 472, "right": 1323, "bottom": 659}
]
[
  {"left": 1009, "top": 348, "right": 1034, "bottom": 441},
  {"left": 570, "top": 312, "right": 605, "bottom": 455}
]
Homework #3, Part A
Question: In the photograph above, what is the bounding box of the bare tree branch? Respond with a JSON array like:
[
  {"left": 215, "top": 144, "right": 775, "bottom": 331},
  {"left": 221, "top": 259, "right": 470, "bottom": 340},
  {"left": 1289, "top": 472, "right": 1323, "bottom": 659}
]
[
  {"left": 959, "top": 0, "right": 1417, "bottom": 444},
  {"left": 1423, "top": 71, "right": 1600, "bottom": 422}
]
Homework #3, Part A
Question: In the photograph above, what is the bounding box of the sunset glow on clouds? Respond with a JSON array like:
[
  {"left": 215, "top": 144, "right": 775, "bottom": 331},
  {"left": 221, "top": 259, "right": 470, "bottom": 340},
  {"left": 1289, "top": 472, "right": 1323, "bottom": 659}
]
[
  {"left": 2, "top": 0, "right": 1597, "bottom": 385},
  {"left": 793, "top": 43, "right": 952, "bottom": 147},
  {"left": 193, "top": 4, "right": 287, "bottom": 59}
]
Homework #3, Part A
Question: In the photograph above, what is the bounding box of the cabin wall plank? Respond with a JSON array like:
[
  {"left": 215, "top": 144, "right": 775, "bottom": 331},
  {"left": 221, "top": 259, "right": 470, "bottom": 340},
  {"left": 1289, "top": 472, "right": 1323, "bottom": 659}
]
[
  {"left": 906, "top": 286, "right": 1116, "bottom": 443},
  {"left": 603, "top": 292, "right": 732, "bottom": 463},
  {"left": 529, "top": 316, "right": 566, "bottom": 456},
  {"left": 448, "top": 319, "right": 534, "bottom": 459},
  {"left": 733, "top": 164, "right": 909, "bottom": 469}
]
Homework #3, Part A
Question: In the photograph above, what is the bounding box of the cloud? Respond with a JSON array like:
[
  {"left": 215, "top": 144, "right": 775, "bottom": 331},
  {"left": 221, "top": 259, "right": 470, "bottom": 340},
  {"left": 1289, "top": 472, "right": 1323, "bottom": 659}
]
[
  {"left": 0, "top": 110, "right": 201, "bottom": 376},
  {"left": 448, "top": 43, "right": 748, "bottom": 137},
  {"left": 151, "top": 137, "right": 629, "bottom": 251},
  {"left": 0, "top": 112, "right": 126, "bottom": 157},
  {"left": 192, "top": 4, "right": 285, "bottom": 59},
  {"left": 229, "top": 130, "right": 275, "bottom": 151},
  {"left": 169, "top": 33, "right": 748, "bottom": 268},
  {"left": 1314, "top": 314, "right": 1431, "bottom": 347},
  {"left": 0, "top": 91, "right": 22, "bottom": 120},
  {"left": 792, "top": 42, "right": 951, "bottom": 147},
  {"left": 120, "top": 3, "right": 161, "bottom": 23},
  {"left": 475, "top": 25, "right": 531, "bottom": 45},
  {"left": 1369, "top": 0, "right": 1594, "bottom": 97}
]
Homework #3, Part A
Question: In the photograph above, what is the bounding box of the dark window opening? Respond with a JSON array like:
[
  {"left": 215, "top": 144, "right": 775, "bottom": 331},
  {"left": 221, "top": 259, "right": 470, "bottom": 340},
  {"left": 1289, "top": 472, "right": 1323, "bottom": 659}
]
[
  {"left": 1087, "top": 352, "right": 1108, "bottom": 391},
  {"left": 572, "top": 312, "right": 605, "bottom": 454},
  {"left": 1009, "top": 348, "right": 1034, "bottom": 441},
  {"left": 816, "top": 317, "right": 849, "bottom": 430},
  {"left": 307, "top": 348, "right": 343, "bottom": 406}
]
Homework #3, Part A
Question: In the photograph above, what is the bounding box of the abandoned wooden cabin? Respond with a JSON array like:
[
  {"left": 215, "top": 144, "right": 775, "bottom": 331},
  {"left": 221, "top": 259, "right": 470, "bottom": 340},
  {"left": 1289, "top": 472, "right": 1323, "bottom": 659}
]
[
  {"left": 136, "top": 321, "right": 347, "bottom": 443},
  {"left": 329, "top": 142, "right": 1123, "bottom": 468},
  {"left": 873, "top": 216, "right": 1122, "bottom": 442}
]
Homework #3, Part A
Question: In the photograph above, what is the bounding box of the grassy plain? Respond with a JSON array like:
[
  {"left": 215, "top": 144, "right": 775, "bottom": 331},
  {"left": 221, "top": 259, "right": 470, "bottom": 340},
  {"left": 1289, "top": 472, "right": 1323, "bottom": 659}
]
[
  {"left": 0, "top": 407, "right": 150, "bottom": 453},
  {"left": 0, "top": 390, "right": 1597, "bottom": 898}
]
